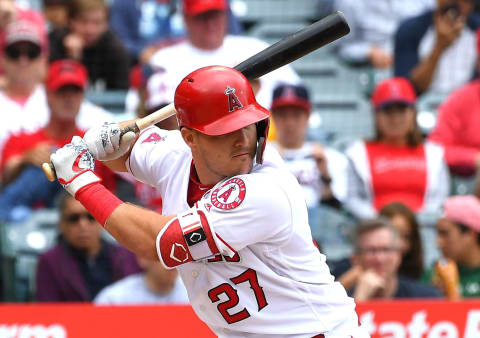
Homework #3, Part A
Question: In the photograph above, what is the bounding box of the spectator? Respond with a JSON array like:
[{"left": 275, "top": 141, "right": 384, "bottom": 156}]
[
  {"left": 346, "top": 218, "right": 441, "bottom": 301},
  {"left": 345, "top": 77, "right": 450, "bottom": 220},
  {"left": 48, "top": 0, "right": 131, "bottom": 90},
  {"left": 94, "top": 256, "right": 189, "bottom": 305},
  {"left": 269, "top": 83, "right": 348, "bottom": 209},
  {"left": 35, "top": 192, "right": 141, "bottom": 302},
  {"left": 379, "top": 202, "right": 425, "bottom": 280},
  {"left": 0, "top": 59, "right": 116, "bottom": 222},
  {"left": 394, "top": 0, "right": 480, "bottom": 94},
  {"left": 335, "top": 0, "right": 434, "bottom": 68},
  {"left": 0, "top": 17, "right": 113, "bottom": 165},
  {"left": 424, "top": 195, "right": 480, "bottom": 298},
  {"left": 428, "top": 78, "right": 480, "bottom": 177},
  {"left": 109, "top": 0, "right": 243, "bottom": 63},
  {"left": 330, "top": 202, "right": 425, "bottom": 287},
  {"left": 148, "top": 0, "right": 300, "bottom": 110},
  {"left": 42, "top": 0, "right": 69, "bottom": 32}
]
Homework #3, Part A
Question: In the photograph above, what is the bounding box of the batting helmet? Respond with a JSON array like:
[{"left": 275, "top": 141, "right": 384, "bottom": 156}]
[{"left": 174, "top": 65, "right": 270, "bottom": 163}]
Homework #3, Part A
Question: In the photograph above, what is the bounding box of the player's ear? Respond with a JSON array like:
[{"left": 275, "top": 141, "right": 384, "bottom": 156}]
[{"left": 181, "top": 127, "right": 196, "bottom": 148}]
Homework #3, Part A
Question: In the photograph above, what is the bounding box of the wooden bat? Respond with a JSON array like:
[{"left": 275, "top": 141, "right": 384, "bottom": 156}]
[{"left": 42, "top": 11, "right": 350, "bottom": 182}]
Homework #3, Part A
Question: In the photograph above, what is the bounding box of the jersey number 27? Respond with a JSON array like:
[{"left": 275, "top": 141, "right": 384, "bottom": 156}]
[{"left": 208, "top": 268, "right": 268, "bottom": 324}]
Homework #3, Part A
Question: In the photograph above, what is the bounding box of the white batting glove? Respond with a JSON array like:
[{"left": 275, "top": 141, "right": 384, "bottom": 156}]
[
  {"left": 50, "top": 136, "right": 101, "bottom": 196},
  {"left": 83, "top": 122, "right": 136, "bottom": 161}
]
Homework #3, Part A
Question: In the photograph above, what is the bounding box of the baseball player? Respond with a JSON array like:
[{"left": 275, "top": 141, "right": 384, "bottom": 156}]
[{"left": 50, "top": 66, "right": 368, "bottom": 337}]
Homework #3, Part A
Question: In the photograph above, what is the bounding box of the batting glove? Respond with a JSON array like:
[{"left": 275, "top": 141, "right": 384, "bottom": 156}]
[
  {"left": 83, "top": 122, "right": 136, "bottom": 161},
  {"left": 50, "top": 136, "right": 101, "bottom": 196}
]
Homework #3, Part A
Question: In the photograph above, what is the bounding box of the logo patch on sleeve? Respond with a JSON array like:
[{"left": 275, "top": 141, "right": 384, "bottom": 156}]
[{"left": 211, "top": 178, "right": 246, "bottom": 210}]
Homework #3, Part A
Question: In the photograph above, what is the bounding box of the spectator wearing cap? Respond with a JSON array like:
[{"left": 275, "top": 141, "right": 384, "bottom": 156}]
[
  {"left": 48, "top": 0, "right": 131, "bottom": 90},
  {"left": 109, "top": 0, "right": 243, "bottom": 63},
  {"left": 36, "top": 192, "right": 141, "bottom": 302},
  {"left": 269, "top": 83, "right": 348, "bottom": 209},
  {"left": 344, "top": 77, "right": 450, "bottom": 221},
  {"left": 0, "top": 59, "right": 117, "bottom": 222},
  {"left": 423, "top": 195, "right": 480, "bottom": 298},
  {"left": 147, "top": 0, "right": 300, "bottom": 110},
  {"left": 0, "top": 16, "right": 113, "bottom": 169}
]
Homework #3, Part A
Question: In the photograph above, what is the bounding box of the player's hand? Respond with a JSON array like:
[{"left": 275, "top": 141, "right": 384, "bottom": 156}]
[
  {"left": 353, "top": 270, "right": 385, "bottom": 301},
  {"left": 83, "top": 122, "right": 136, "bottom": 161},
  {"left": 50, "top": 136, "right": 101, "bottom": 196}
]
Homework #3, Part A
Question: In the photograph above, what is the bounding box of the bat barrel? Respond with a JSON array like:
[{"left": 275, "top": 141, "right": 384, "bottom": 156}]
[{"left": 234, "top": 11, "right": 349, "bottom": 80}]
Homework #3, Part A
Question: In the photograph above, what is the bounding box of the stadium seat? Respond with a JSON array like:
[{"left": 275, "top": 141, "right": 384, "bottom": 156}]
[
  {"left": 86, "top": 90, "right": 128, "bottom": 115},
  {"left": 237, "top": 0, "right": 321, "bottom": 24}
]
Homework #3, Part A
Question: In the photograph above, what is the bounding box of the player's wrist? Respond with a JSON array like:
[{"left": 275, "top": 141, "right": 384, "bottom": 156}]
[
  {"left": 61, "top": 170, "right": 102, "bottom": 196},
  {"left": 75, "top": 182, "right": 123, "bottom": 227}
]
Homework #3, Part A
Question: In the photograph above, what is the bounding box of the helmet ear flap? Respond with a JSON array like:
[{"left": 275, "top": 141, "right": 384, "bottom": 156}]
[{"left": 255, "top": 119, "right": 270, "bottom": 164}]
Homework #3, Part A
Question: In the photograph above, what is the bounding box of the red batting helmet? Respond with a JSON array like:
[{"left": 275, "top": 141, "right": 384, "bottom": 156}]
[{"left": 174, "top": 65, "right": 270, "bottom": 163}]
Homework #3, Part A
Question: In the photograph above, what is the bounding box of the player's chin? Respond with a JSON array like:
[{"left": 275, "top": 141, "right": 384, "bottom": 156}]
[{"left": 229, "top": 158, "right": 253, "bottom": 176}]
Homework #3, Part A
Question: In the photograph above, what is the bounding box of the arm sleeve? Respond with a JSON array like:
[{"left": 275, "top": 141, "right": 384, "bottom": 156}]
[
  {"left": 127, "top": 127, "right": 189, "bottom": 189},
  {"left": 156, "top": 175, "right": 293, "bottom": 268},
  {"left": 394, "top": 18, "right": 422, "bottom": 79}
]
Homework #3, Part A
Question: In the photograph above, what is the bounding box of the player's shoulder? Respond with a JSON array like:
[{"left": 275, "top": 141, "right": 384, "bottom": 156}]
[{"left": 206, "top": 169, "right": 292, "bottom": 216}]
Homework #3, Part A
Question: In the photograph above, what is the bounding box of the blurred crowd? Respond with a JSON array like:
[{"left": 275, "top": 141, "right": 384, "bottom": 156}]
[{"left": 0, "top": 0, "right": 479, "bottom": 307}]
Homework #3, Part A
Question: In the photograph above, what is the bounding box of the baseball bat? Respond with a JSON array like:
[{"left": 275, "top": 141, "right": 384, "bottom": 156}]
[{"left": 42, "top": 11, "right": 349, "bottom": 182}]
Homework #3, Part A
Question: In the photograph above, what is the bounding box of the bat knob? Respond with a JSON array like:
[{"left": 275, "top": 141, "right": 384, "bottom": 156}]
[{"left": 42, "top": 162, "right": 57, "bottom": 182}]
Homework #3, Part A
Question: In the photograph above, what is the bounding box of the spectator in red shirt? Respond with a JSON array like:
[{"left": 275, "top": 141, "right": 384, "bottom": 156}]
[
  {"left": 345, "top": 77, "right": 450, "bottom": 221},
  {"left": 428, "top": 78, "right": 480, "bottom": 178},
  {"left": 0, "top": 59, "right": 115, "bottom": 222}
]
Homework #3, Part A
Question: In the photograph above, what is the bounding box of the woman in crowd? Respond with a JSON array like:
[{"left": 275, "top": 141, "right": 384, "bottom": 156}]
[{"left": 344, "top": 77, "right": 450, "bottom": 221}]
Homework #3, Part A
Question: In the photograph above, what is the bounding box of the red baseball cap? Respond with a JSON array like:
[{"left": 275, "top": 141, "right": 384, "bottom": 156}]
[
  {"left": 46, "top": 59, "right": 88, "bottom": 91},
  {"left": 270, "top": 84, "right": 311, "bottom": 112},
  {"left": 371, "top": 77, "right": 417, "bottom": 110},
  {"left": 183, "top": 0, "right": 226, "bottom": 16}
]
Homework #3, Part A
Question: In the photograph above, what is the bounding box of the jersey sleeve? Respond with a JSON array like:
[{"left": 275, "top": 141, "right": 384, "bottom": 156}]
[
  {"left": 156, "top": 174, "right": 293, "bottom": 268},
  {"left": 126, "top": 127, "right": 190, "bottom": 188}
]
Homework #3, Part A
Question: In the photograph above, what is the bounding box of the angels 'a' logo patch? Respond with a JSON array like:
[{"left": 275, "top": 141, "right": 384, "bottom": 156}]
[{"left": 211, "top": 178, "right": 246, "bottom": 210}]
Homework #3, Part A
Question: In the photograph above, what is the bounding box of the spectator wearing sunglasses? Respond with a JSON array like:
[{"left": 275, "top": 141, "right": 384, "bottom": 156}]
[
  {"left": 0, "top": 17, "right": 113, "bottom": 174},
  {"left": 0, "top": 59, "right": 117, "bottom": 223},
  {"left": 35, "top": 192, "right": 141, "bottom": 302},
  {"left": 344, "top": 77, "right": 450, "bottom": 221}
]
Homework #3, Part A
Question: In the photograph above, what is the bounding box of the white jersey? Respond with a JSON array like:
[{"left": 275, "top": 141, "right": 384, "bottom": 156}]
[
  {"left": 127, "top": 127, "right": 367, "bottom": 337},
  {"left": 0, "top": 85, "right": 114, "bottom": 161},
  {"left": 149, "top": 35, "right": 300, "bottom": 109},
  {"left": 270, "top": 142, "right": 349, "bottom": 207}
]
